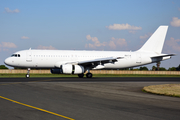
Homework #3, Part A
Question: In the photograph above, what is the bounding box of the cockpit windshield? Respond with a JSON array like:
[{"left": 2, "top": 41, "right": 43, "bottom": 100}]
[{"left": 11, "top": 54, "right": 20, "bottom": 57}]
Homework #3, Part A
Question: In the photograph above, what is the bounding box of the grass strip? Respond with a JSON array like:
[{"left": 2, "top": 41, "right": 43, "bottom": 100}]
[
  {"left": 0, "top": 74, "right": 180, "bottom": 78},
  {"left": 0, "top": 74, "right": 77, "bottom": 78},
  {"left": 93, "top": 74, "right": 180, "bottom": 77},
  {"left": 142, "top": 84, "right": 180, "bottom": 97}
]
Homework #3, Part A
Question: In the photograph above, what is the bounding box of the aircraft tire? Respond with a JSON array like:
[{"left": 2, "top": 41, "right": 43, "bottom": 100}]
[
  {"left": 26, "top": 74, "right": 30, "bottom": 78},
  {"left": 78, "top": 73, "right": 84, "bottom": 78},
  {"left": 86, "top": 73, "right": 92, "bottom": 78}
]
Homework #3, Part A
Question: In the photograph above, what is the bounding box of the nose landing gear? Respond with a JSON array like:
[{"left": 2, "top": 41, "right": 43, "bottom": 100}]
[{"left": 26, "top": 68, "right": 30, "bottom": 78}]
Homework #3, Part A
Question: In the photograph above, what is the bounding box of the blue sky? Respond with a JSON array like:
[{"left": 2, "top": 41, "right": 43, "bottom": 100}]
[{"left": 1, "top": 0, "right": 180, "bottom": 69}]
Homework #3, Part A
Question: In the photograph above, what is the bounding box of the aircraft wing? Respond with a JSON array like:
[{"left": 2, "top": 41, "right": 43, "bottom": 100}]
[
  {"left": 78, "top": 57, "right": 123, "bottom": 65},
  {"left": 65, "top": 56, "right": 123, "bottom": 68}
]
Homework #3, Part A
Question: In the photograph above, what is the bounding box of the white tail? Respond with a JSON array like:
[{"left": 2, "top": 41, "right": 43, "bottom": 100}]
[{"left": 138, "top": 26, "right": 168, "bottom": 54}]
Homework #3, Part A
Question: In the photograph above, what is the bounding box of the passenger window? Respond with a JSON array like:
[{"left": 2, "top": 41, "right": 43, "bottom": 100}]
[
  {"left": 15, "top": 54, "right": 17, "bottom": 57},
  {"left": 18, "top": 54, "right": 20, "bottom": 57}
]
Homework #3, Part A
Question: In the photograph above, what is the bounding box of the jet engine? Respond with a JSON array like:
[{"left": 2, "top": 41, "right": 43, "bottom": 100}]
[{"left": 51, "top": 64, "right": 84, "bottom": 74}]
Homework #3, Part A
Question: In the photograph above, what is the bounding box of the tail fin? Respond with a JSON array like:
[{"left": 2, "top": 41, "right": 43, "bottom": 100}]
[{"left": 138, "top": 26, "right": 168, "bottom": 54}]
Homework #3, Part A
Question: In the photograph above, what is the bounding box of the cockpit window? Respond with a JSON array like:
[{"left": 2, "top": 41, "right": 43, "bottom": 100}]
[{"left": 11, "top": 54, "right": 20, "bottom": 57}]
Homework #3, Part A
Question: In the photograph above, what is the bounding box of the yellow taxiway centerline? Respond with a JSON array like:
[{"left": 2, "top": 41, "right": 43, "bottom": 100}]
[
  {"left": 0, "top": 79, "right": 75, "bottom": 120},
  {"left": 0, "top": 96, "right": 75, "bottom": 120},
  {"left": 0, "top": 80, "right": 75, "bottom": 120}
]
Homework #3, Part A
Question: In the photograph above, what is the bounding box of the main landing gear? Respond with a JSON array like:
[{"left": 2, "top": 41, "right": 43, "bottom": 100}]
[
  {"left": 26, "top": 68, "right": 30, "bottom": 78},
  {"left": 78, "top": 73, "right": 84, "bottom": 78},
  {"left": 78, "top": 69, "right": 93, "bottom": 78},
  {"left": 78, "top": 73, "right": 93, "bottom": 78},
  {"left": 86, "top": 73, "right": 92, "bottom": 78}
]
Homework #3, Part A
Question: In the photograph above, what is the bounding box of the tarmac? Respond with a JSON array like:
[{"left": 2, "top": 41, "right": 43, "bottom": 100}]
[{"left": 0, "top": 77, "right": 180, "bottom": 120}]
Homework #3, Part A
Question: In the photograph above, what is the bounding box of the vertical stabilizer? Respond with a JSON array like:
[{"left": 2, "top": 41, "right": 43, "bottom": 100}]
[{"left": 138, "top": 26, "right": 168, "bottom": 54}]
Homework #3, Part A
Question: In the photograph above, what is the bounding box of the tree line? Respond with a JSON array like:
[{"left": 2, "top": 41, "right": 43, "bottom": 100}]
[{"left": 121, "top": 65, "right": 180, "bottom": 71}]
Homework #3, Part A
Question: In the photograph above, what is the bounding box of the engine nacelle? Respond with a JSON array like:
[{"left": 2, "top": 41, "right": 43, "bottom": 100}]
[
  {"left": 51, "top": 64, "right": 84, "bottom": 74},
  {"left": 62, "top": 64, "right": 84, "bottom": 74}
]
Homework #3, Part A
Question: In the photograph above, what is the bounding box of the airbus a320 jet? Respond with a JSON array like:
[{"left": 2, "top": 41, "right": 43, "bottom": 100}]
[{"left": 4, "top": 26, "right": 174, "bottom": 78}]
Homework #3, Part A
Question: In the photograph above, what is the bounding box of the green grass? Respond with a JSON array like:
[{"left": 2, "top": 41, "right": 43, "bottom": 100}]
[
  {"left": 142, "top": 84, "right": 180, "bottom": 97},
  {"left": 0, "top": 74, "right": 77, "bottom": 78},
  {"left": 0, "top": 73, "right": 180, "bottom": 78},
  {"left": 93, "top": 74, "right": 180, "bottom": 77}
]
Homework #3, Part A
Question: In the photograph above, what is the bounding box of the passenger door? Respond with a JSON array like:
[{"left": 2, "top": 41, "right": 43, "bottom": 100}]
[{"left": 26, "top": 50, "right": 32, "bottom": 62}]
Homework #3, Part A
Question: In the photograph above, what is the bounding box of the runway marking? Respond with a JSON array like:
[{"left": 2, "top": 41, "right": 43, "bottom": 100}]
[
  {"left": 0, "top": 95, "right": 75, "bottom": 120},
  {"left": 0, "top": 79, "right": 75, "bottom": 119}
]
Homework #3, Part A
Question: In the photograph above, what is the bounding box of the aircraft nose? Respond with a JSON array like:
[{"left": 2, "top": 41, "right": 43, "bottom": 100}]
[{"left": 4, "top": 58, "right": 11, "bottom": 66}]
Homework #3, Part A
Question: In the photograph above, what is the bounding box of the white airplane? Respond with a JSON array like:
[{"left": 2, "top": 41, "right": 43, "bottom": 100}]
[{"left": 4, "top": 26, "right": 174, "bottom": 78}]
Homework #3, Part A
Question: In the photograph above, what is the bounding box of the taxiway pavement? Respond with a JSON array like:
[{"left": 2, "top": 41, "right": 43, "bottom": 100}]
[{"left": 0, "top": 77, "right": 180, "bottom": 120}]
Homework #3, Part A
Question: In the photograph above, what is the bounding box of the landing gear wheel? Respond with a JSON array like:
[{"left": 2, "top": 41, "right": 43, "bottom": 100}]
[
  {"left": 26, "top": 74, "right": 30, "bottom": 78},
  {"left": 26, "top": 68, "right": 30, "bottom": 78},
  {"left": 86, "top": 73, "right": 92, "bottom": 78},
  {"left": 78, "top": 74, "right": 84, "bottom": 78}
]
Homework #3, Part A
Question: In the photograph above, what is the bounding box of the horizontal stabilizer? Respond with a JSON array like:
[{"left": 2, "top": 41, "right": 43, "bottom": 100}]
[
  {"left": 151, "top": 54, "right": 175, "bottom": 58},
  {"left": 150, "top": 54, "right": 175, "bottom": 63}
]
